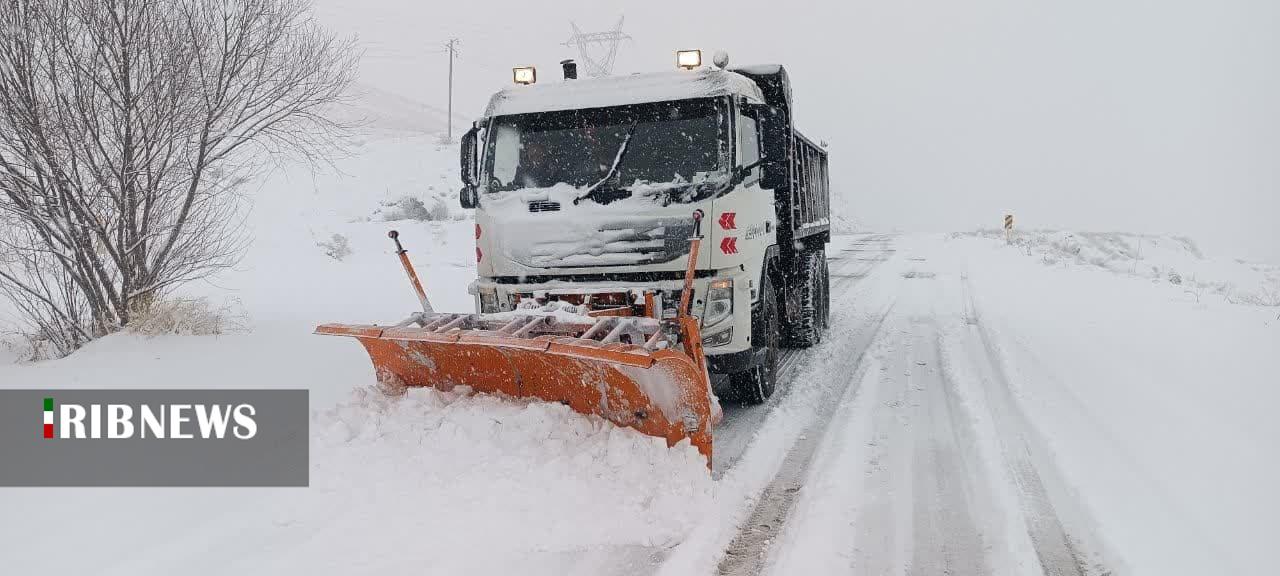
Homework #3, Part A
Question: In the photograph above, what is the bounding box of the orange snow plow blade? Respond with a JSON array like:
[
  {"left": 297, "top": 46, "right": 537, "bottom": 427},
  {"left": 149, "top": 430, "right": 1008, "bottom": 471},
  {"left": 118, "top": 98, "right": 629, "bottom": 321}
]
[{"left": 315, "top": 314, "right": 716, "bottom": 461}]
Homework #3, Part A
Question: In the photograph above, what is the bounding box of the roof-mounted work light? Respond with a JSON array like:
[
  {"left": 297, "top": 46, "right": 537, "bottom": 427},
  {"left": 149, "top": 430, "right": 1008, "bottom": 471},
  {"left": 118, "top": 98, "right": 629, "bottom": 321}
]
[
  {"left": 676, "top": 50, "right": 702, "bottom": 70},
  {"left": 513, "top": 66, "right": 537, "bottom": 85}
]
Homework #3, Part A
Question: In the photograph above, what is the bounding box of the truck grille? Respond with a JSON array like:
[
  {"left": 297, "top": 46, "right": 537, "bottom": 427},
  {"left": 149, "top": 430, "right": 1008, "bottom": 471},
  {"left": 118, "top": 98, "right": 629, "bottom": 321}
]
[{"left": 515, "top": 217, "right": 696, "bottom": 268}]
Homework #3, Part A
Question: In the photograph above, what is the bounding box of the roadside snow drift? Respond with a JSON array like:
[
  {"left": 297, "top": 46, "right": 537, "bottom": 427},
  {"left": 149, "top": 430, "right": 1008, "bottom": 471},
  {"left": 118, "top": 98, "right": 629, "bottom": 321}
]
[
  {"left": 119, "top": 386, "right": 715, "bottom": 575},
  {"left": 0, "top": 365, "right": 714, "bottom": 575}
]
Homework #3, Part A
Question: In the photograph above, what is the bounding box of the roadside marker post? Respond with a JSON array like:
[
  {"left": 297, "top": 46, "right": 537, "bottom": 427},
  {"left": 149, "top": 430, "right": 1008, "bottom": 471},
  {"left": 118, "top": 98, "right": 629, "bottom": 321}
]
[{"left": 1004, "top": 214, "right": 1014, "bottom": 244}]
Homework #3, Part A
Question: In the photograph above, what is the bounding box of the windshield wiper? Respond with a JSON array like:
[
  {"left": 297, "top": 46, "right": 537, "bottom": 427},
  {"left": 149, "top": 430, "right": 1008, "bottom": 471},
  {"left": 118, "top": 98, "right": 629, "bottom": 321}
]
[{"left": 573, "top": 121, "right": 638, "bottom": 205}]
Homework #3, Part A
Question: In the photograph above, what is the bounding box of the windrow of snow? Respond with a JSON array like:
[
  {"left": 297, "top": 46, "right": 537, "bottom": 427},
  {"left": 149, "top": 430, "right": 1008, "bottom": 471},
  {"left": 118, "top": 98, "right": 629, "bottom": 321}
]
[
  {"left": 281, "top": 386, "right": 716, "bottom": 571},
  {"left": 2, "top": 383, "right": 715, "bottom": 575}
]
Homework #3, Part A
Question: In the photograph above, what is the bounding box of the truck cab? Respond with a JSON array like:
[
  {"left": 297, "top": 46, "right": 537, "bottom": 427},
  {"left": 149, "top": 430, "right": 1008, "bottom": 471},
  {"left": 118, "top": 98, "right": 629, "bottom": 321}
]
[{"left": 459, "top": 55, "right": 830, "bottom": 403}]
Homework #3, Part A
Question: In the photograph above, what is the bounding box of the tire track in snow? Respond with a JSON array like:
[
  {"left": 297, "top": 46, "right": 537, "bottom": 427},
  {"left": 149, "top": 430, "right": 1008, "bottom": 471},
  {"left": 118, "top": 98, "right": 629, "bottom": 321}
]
[
  {"left": 743, "top": 256, "right": 1112, "bottom": 576},
  {"left": 824, "top": 316, "right": 991, "bottom": 576},
  {"left": 907, "top": 323, "right": 986, "bottom": 575},
  {"left": 716, "top": 299, "right": 897, "bottom": 576},
  {"left": 714, "top": 234, "right": 898, "bottom": 473},
  {"left": 751, "top": 299, "right": 1000, "bottom": 576},
  {"left": 716, "top": 235, "right": 899, "bottom": 575},
  {"left": 958, "top": 278, "right": 1109, "bottom": 576}
]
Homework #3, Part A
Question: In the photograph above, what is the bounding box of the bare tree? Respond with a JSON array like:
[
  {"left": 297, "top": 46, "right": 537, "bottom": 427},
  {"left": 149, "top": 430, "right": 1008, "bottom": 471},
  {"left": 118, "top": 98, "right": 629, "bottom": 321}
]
[{"left": 0, "top": 0, "right": 355, "bottom": 357}]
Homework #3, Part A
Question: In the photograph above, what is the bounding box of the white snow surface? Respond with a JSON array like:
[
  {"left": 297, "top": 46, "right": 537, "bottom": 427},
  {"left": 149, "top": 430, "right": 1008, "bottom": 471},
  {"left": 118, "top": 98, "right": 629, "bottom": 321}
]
[
  {"left": 484, "top": 67, "right": 765, "bottom": 117},
  {"left": 0, "top": 353, "right": 713, "bottom": 574}
]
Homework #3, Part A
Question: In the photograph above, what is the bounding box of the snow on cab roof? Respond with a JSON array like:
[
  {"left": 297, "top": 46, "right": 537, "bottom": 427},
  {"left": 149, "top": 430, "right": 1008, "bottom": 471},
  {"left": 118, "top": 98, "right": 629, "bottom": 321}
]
[{"left": 484, "top": 67, "right": 766, "bottom": 117}]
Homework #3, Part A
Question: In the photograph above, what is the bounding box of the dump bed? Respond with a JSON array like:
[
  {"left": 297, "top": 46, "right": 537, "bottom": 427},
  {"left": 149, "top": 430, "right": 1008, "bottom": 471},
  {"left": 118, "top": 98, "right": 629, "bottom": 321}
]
[
  {"left": 789, "top": 130, "right": 830, "bottom": 239},
  {"left": 731, "top": 65, "right": 830, "bottom": 244}
]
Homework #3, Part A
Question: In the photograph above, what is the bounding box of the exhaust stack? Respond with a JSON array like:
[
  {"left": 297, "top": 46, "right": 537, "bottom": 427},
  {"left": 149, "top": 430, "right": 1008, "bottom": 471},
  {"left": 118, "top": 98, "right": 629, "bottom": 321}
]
[{"left": 560, "top": 59, "right": 577, "bottom": 80}]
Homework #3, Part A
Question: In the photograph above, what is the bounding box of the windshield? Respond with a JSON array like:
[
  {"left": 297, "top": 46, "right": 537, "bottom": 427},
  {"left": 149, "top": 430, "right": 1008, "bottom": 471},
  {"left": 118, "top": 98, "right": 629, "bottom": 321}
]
[{"left": 483, "top": 98, "right": 728, "bottom": 202}]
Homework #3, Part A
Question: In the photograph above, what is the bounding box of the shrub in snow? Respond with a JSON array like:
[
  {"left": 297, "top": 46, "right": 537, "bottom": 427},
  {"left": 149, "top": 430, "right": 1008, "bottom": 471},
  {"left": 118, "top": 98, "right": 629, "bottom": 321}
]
[
  {"left": 127, "top": 298, "right": 248, "bottom": 337},
  {"left": 1224, "top": 285, "right": 1280, "bottom": 307},
  {"left": 1, "top": 331, "right": 60, "bottom": 362},
  {"left": 317, "top": 233, "right": 352, "bottom": 261},
  {"left": 377, "top": 195, "right": 451, "bottom": 222}
]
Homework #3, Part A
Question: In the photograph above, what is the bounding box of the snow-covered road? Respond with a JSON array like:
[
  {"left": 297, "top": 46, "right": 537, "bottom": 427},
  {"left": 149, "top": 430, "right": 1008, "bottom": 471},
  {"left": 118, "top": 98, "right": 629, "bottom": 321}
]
[
  {"left": 716, "top": 234, "right": 1109, "bottom": 576},
  {"left": 671, "top": 229, "right": 1278, "bottom": 576},
  {"left": 753, "top": 260, "right": 1112, "bottom": 576}
]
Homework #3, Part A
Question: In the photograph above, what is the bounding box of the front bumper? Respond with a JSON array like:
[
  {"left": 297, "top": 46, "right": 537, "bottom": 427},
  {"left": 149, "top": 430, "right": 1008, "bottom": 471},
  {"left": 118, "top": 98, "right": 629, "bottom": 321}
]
[
  {"left": 470, "top": 269, "right": 753, "bottom": 355},
  {"left": 706, "top": 346, "right": 764, "bottom": 374}
]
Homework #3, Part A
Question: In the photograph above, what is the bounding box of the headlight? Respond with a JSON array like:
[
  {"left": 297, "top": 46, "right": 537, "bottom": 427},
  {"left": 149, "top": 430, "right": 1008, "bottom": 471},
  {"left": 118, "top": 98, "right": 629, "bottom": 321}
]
[
  {"left": 513, "top": 66, "right": 536, "bottom": 85},
  {"left": 702, "top": 278, "right": 733, "bottom": 327},
  {"left": 702, "top": 327, "right": 732, "bottom": 347},
  {"left": 677, "top": 50, "right": 702, "bottom": 70}
]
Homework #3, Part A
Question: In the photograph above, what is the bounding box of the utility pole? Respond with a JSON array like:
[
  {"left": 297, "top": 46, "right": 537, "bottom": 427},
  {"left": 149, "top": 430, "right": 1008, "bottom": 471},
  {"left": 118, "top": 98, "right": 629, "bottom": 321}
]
[{"left": 444, "top": 38, "right": 460, "bottom": 141}]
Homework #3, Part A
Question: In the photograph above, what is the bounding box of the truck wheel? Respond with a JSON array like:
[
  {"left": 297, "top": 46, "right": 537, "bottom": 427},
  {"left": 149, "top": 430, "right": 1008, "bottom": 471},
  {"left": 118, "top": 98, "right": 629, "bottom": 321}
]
[
  {"left": 731, "top": 274, "right": 779, "bottom": 404},
  {"left": 783, "top": 250, "right": 824, "bottom": 348}
]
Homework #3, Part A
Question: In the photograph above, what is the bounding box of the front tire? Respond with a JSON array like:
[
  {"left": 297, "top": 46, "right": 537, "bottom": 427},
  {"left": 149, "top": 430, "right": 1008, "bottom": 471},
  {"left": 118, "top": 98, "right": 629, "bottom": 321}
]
[{"left": 731, "top": 273, "right": 779, "bottom": 404}]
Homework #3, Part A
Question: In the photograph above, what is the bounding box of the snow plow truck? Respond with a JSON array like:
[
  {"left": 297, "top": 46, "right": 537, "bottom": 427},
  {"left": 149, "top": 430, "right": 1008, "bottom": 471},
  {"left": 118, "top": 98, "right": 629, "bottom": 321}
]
[{"left": 318, "top": 51, "right": 830, "bottom": 464}]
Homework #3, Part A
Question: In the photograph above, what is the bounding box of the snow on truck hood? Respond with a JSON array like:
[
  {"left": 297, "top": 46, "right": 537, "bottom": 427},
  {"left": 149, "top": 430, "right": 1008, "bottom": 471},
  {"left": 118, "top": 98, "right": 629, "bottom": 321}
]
[
  {"left": 484, "top": 68, "right": 766, "bottom": 117},
  {"left": 481, "top": 184, "right": 702, "bottom": 269}
]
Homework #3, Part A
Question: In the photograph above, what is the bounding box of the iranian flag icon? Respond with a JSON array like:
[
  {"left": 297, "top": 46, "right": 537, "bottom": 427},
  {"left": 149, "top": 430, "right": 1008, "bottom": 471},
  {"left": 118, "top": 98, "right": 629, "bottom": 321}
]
[{"left": 43, "top": 397, "right": 53, "bottom": 439}]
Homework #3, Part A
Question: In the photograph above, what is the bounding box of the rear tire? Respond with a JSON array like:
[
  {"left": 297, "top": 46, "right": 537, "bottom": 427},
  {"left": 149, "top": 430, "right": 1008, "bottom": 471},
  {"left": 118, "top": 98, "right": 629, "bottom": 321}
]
[
  {"left": 731, "top": 274, "right": 779, "bottom": 404},
  {"left": 783, "top": 249, "right": 826, "bottom": 348}
]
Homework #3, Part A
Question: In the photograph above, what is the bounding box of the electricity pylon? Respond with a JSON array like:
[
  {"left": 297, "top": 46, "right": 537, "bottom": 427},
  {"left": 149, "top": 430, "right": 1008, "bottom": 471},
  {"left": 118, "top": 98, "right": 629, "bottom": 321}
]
[{"left": 562, "top": 16, "right": 630, "bottom": 78}]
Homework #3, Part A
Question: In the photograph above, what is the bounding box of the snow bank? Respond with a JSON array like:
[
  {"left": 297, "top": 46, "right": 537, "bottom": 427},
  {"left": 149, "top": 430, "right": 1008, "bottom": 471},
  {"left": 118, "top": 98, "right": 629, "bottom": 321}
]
[
  {"left": 962, "top": 229, "right": 1280, "bottom": 307},
  {"left": 0, "top": 343, "right": 714, "bottom": 575},
  {"left": 235, "top": 386, "right": 714, "bottom": 575},
  {"left": 938, "top": 232, "right": 1280, "bottom": 576}
]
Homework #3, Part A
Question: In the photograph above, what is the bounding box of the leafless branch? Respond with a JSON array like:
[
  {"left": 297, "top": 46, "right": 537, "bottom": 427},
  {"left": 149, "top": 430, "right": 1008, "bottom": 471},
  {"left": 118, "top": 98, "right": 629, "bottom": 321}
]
[{"left": 0, "top": 0, "right": 354, "bottom": 357}]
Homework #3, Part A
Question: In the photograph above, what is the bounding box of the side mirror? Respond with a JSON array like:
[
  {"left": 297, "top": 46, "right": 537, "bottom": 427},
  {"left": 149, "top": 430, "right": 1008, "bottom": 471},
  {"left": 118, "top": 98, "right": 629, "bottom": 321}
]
[
  {"left": 459, "top": 185, "right": 478, "bottom": 209},
  {"left": 459, "top": 125, "right": 479, "bottom": 187},
  {"left": 733, "top": 159, "right": 764, "bottom": 186},
  {"left": 459, "top": 123, "right": 481, "bottom": 209}
]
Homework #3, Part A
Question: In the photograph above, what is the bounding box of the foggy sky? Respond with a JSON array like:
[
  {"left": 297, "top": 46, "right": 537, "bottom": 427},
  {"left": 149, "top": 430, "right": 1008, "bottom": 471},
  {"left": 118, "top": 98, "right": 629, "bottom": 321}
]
[{"left": 315, "top": 0, "right": 1279, "bottom": 261}]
